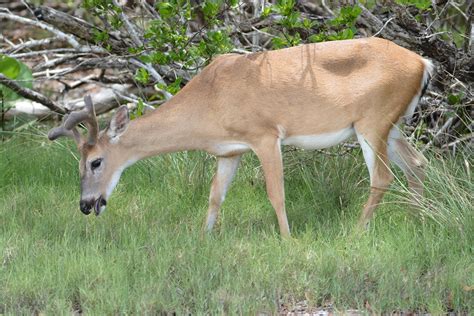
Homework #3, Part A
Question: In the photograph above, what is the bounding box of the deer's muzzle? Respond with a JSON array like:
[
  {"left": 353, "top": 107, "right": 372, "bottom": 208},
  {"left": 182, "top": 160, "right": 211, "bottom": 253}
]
[
  {"left": 79, "top": 196, "right": 106, "bottom": 216},
  {"left": 94, "top": 196, "right": 107, "bottom": 216},
  {"left": 80, "top": 200, "right": 93, "bottom": 215}
]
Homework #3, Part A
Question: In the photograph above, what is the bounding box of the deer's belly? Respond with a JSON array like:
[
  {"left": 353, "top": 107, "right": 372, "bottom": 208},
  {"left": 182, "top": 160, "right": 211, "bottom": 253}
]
[
  {"left": 282, "top": 126, "right": 354, "bottom": 150},
  {"left": 211, "top": 143, "right": 251, "bottom": 156},
  {"left": 209, "top": 127, "right": 354, "bottom": 156}
]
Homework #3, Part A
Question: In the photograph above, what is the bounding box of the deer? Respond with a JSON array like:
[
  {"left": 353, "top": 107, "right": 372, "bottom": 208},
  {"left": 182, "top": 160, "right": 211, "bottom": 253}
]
[{"left": 48, "top": 37, "right": 433, "bottom": 237}]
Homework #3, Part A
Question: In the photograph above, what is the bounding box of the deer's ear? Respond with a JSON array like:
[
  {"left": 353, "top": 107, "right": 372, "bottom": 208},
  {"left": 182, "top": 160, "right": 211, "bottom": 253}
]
[{"left": 107, "top": 105, "right": 130, "bottom": 140}]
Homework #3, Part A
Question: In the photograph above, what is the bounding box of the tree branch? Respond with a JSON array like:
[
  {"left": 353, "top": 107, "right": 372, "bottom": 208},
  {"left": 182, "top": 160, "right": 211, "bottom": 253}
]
[
  {"left": 0, "top": 10, "right": 83, "bottom": 51},
  {"left": 111, "top": 0, "right": 143, "bottom": 47},
  {"left": 0, "top": 74, "right": 65, "bottom": 114},
  {"left": 129, "top": 59, "right": 173, "bottom": 100},
  {"left": 33, "top": 6, "right": 128, "bottom": 54},
  {"left": 0, "top": 37, "right": 61, "bottom": 54}
]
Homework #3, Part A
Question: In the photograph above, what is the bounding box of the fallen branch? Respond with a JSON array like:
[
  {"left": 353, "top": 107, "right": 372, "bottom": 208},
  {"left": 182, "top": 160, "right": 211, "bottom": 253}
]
[
  {"left": 0, "top": 10, "right": 84, "bottom": 51},
  {"left": 442, "top": 132, "right": 474, "bottom": 149},
  {"left": 0, "top": 37, "right": 61, "bottom": 54},
  {"left": 422, "top": 116, "right": 455, "bottom": 152},
  {"left": 33, "top": 54, "right": 90, "bottom": 71},
  {"left": 129, "top": 58, "right": 173, "bottom": 100},
  {"left": 33, "top": 6, "right": 128, "bottom": 54},
  {"left": 32, "top": 57, "right": 130, "bottom": 79},
  {"left": 64, "top": 84, "right": 156, "bottom": 113},
  {"left": 0, "top": 1, "right": 469, "bottom": 151},
  {"left": 0, "top": 73, "right": 65, "bottom": 114},
  {"left": 111, "top": 0, "right": 143, "bottom": 47},
  {"left": 358, "top": 3, "right": 472, "bottom": 84},
  {"left": 372, "top": 17, "right": 395, "bottom": 37},
  {"left": 10, "top": 48, "right": 86, "bottom": 58}
]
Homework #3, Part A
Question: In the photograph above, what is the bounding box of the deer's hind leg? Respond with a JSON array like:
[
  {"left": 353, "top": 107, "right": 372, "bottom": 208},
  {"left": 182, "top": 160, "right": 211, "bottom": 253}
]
[
  {"left": 355, "top": 126, "right": 394, "bottom": 229},
  {"left": 387, "top": 128, "right": 427, "bottom": 198}
]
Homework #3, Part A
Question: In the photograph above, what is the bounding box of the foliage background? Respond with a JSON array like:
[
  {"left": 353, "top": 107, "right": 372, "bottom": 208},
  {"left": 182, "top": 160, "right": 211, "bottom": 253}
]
[{"left": 0, "top": 0, "right": 472, "bottom": 150}]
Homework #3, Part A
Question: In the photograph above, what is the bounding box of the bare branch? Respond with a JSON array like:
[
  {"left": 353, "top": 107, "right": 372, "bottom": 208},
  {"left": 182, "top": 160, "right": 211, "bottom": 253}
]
[
  {"left": 129, "top": 58, "right": 173, "bottom": 100},
  {"left": 0, "top": 73, "right": 65, "bottom": 114},
  {"left": 0, "top": 11, "right": 84, "bottom": 51},
  {"left": 372, "top": 17, "right": 395, "bottom": 37},
  {"left": 33, "top": 57, "right": 130, "bottom": 78},
  {"left": 10, "top": 48, "right": 87, "bottom": 58},
  {"left": 33, "top": 6, "right": 128, "bottom": 54},
  {"left": 0, "top": 37, "right": 61, "bottom": 54},
  {"left": 422, "top": 117, "right": 455, "bottom": 152},
  {"left": 33, "top": 54, "right": 90, "bottom": 71},
  {"left": 463, "top": 0, "right": 473, "bottom": 53},
  {"left": 111, "top": 0, "right": 143, "bottom": 47},
  {"left": 443, "top": 132, "right": 474, "bottom": 149}
]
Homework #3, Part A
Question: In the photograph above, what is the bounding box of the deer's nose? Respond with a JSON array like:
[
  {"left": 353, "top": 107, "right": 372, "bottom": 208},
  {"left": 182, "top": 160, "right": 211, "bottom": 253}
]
[{"left": 80, "top": 200, "right": 93, "bottom": 215}]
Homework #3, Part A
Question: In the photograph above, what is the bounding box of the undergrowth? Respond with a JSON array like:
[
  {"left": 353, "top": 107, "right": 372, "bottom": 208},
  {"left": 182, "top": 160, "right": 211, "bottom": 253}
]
[{"left": 0, "top": 132, "right": 472, "bottom": 314}]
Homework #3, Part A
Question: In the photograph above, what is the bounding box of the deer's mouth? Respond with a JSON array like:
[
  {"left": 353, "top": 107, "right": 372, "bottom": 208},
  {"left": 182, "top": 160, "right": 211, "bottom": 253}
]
[{"left": 94, "top": 196, "right": 107, "bottom": 216}]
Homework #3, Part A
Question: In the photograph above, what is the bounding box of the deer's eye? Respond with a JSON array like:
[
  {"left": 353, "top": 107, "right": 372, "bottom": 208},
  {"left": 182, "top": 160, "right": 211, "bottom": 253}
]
[{"left": 91, "top": 158, "right": 103, "bottom": 170}]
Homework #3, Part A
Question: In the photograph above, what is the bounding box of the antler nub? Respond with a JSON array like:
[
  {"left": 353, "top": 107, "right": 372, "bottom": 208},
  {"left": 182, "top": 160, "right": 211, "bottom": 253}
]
[
  {"left": 48, "top": 125, "right": 74, "bottom": 141},
  {"left": 47, "top": 95, "right": 99, "bottom": 145}
]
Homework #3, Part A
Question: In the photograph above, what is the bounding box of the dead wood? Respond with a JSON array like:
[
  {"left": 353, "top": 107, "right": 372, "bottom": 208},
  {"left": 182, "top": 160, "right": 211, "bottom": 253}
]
[
  {"left": 34, "top": 6, "right": 130, "bottom": 54},
  {"left": 0, "top": 73, "right": 65, "bottom": 114},
  {"left": 0, "top": 1, "right": 471, "bottom": 149}
]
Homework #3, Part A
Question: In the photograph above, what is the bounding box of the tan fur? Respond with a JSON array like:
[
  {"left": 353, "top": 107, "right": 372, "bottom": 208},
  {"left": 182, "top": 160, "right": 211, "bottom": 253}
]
[{"left": 55, "top": 38, "right": 431, "bottom": 235}]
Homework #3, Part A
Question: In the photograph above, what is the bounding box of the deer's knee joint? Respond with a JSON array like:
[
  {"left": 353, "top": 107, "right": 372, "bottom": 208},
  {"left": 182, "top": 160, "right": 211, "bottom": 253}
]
[
  {"left": 413, "top": 155, "right": 427, "bottom": 169},
  {"left": 371, "top": 171, "right": 394, "bottom": 189},
  {"left": 209, "top": 191, "right": 226, "bottom": 208}
]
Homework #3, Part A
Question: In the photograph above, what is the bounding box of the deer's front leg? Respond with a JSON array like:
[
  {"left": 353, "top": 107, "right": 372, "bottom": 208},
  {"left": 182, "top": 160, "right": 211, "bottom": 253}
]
[
  {"left": 254, "top": 138, "right": 290, "bottom": 237},
  {"left": 204, "top": 155, "right": 241, "bottom": 232}
]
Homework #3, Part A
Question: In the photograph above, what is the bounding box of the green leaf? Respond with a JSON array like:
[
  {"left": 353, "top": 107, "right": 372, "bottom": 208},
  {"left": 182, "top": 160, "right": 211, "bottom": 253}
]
[
  {"left": 287, "top": 33, "right": 301, "bottom": 46},
  {"left": 202, "top": 1, "right": 220, "bottom": 20},
  {"left": 308, "top": 33, "right": 327, "bottom": 43},
  {"left": 157, "top": 2, "right": 174, "bottom": 19},
  {"left": 135, "top": 68, "right": 150, "bottom": 84},
  {"left": 275, "top": 0, "right": 296, "bottom": 16},
  {"left": 0, "top": 56, "right": 33, "bottom": 106},
  {"left": 137, "top": 98, "right": 145, "bottom": 114},
  {"left": 331, "top": 5, "right": 361, "bottom": 27},
  {"left": 150, "top": 51, "right": 169, "bottom": 65},
  {"left": 167, "top": 77, "right": 183, "bottom": 94},
  {"left": 280, "top": 11, "right": 300, "bottom": 29},
  {"left": 128, "top": 47, "right": 142, "bottom": 54},
  {"left": 92, "top": 29, "right": 109, "bottom": 43},
  {"left": 339, "top": 28, "right": 354, "bottom": 40},
  {"left": 130, "top": 98, "right": 145, "bottom": 120},
  {"left": 228, "top": 0, "right": 238, "bottom": 8},
  {"left": 261, "top": 6, "right": 272, "bottom": 18},
  {"left": 396, "top": 0, "right": 431, "bottom": 10},
  {"left": 16, "top": 62, "right": 33, "bottom": 90},
  {"left": 0, "top": 55, "right": 21, "bottom": 79},
  {"left": 271, "top": 37, "right": 288, "bottom": 49},
  {"left": 110, "top": 15, "right": 123, "bottom": 29},
  {"left": 447, "top": 93, "right": 463, "bottom": 105},
  {"left": 301, "top": 18, "right": 317, "bottom": 30},
  {"left": 139, "top": 55, "right": 152, "bottom": 64}
]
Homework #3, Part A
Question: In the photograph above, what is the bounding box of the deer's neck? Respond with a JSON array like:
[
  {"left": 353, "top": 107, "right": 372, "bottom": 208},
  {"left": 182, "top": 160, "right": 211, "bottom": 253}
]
[{"left": 118, "top": 99, "right": 210, "bottom": 160}]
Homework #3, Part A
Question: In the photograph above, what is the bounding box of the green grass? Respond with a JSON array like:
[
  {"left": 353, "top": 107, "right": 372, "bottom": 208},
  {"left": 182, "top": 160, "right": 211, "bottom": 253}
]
[{"left": 1, "top": 132, "right": 473, "bottom": 314}]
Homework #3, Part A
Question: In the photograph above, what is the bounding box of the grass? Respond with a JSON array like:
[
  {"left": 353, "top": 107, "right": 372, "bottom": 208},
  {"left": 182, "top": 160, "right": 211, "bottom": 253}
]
[{"left": 0, "top": 132, "right": 473, "bottom": 314}]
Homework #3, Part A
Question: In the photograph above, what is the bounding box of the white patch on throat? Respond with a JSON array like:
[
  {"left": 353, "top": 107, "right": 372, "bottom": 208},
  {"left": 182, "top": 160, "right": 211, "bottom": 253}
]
[
  {"left": 282, "top": 127, "right": 354, "bottom": 149},
  {"left": 105, "top": 158, "right": 137, "bottom": 198}
]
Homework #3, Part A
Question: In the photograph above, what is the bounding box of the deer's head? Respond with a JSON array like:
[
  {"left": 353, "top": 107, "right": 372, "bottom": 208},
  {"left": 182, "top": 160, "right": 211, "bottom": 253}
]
[{"left": 48, "top": 96, "right": 132, "bottom": 216}]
